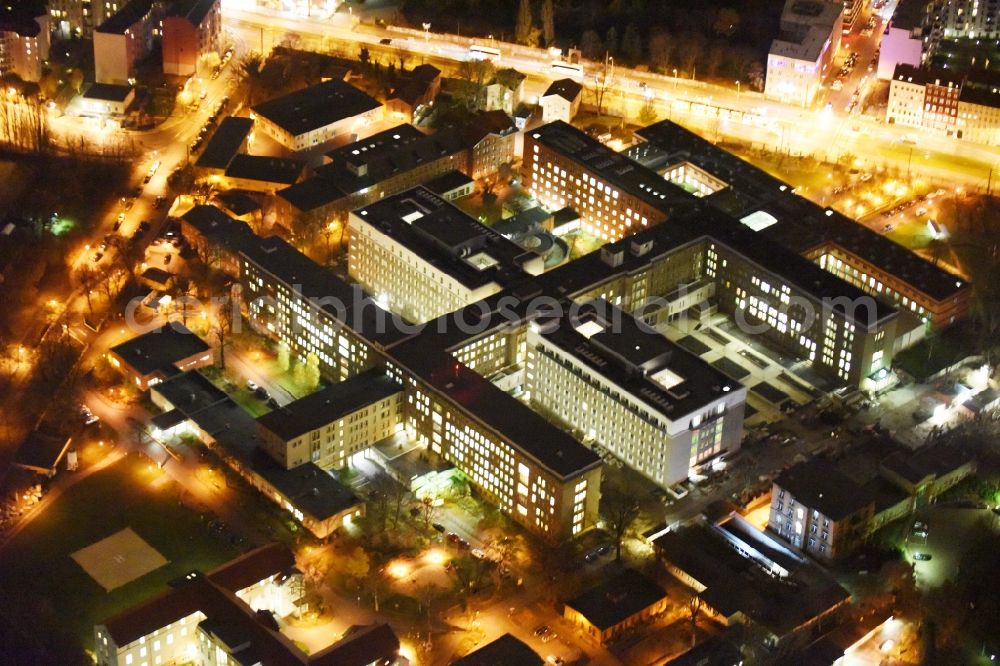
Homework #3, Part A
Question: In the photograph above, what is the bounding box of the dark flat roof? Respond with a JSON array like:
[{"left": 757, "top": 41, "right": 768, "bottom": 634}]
[
  {"left": 97, "top": 0, "right": 155, "bottom": 34},
  {"left": 880, "top": 444, "right": 973, "bottom": 485},
  {"left": 535, "top": 299, "right": 740, "bottom": 419},
  {"left": 182, "top": 204, "right": 253, "bottom": 238},
  {"left": 452, "top": 633, "right": 543, "bottom": 666},
  {"left": 252, "top": 80, "right": 381, "bottom": 138},
  {"left": 566, "top": 569, "right": 667, "bottom": 631},
  {"left": 110, "top": 323, "right": 209, "bottom": 376},
  {"left": 310, "top": 623, "right": 400, "bottom": 666},
  {"left": 530, "top": 121, "right": 694, "bottom": 214},
  {"left": 216, "top": 191, "right": 263, "bottom": 217},
  {"left": 632, "top": 119, "right": 967, "bottom": 304},
  {"left": 280, "top": 124, "right": 467, "bottom": 212},
  {"left": 196, "top": 117, "right": 253, "bottom": 170},
  {"left": 353, "top": 186, "right": 539, "bottom": 291},
  {"left": 257, "top": 368, "right": 401, "bottom": 441},
  {"left": 225, "top": 154, "right": 305, "bottom": 185},
  {"left": 0, "top": 3, "right": 45, "bottom": 37},
  {"left": 423, "top": 169, "right": 473, "bottom": 196},
  {"left": 654, "top": 523, "right": 849, "bottom": 637},
  {"left": 775, "top": 459, "right": 872, "bottom": 520},
  {"left": 83, "top": 83, "right": 134, "bottom": 102}
]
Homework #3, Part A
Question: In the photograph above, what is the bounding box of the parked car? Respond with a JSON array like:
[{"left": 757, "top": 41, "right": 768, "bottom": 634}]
[
  {"left": 913, "top": 552, "right": 932, "bottom": 561},
  {"left": 246, "top": 379, "right": 259, "bottom": 392}
]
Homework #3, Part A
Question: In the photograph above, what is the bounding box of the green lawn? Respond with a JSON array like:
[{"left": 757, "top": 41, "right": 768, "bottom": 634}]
[{"left": 0, "top": 454, "right": 239, "bottom": 657}]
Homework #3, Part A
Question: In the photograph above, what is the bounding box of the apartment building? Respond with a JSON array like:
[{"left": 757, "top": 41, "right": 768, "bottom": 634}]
[
  {"left": 923, "top": 0, "right": 1000, "bottom": 54},
  {"left": 888, "top": 64, "right": 1000, "bottom": 144},
  {"left": 527, "top": 300, "right": 747, "bottom": 487},
  {"left": 161, "top": 0, "right": 222, "bottom": 76},
  {"left": 769, "top": 445, "right": 976, "bottom": 560},
  {"left": 347, "top": 186, "right": 544, "bottom": 324},
  {"left": 278, "top": 124, "right": 468, "bottom": 229},
  {"left": 464, "top": 110, "right": 518, "bottom": 179},
  {"left": 957, "top": 77, "right": 1000, "bottom": 145},
  {"left": 251, "top": 79, "right": 383, "bottom": 151},
  {"left": 93, "top": 0, "right": 161, "bottom": 85},
  {"left": 765, "top": 0, "right": 843, "bottom": 106},
  {"left": 257, "top": 367, "right": 403, "bottom": 470},
  {"left": 769, "top": 459, "right": 874, "bottom": 560},
  {"left": 630, "top": 120, "right": 970, "bottom": 333},
  {"left": 840, "top": 0, "right": 864, "bottom": 33},
  {"left": 876, "top": 6, "right": 924, "bottom": 80},
  {"left": 540, "top": 78, "right": 583, "bottom": 123},
  {"left": 0, "top": 4, "right": 49, "bottom": 83},
  {"left": 385, "top": 63, "right": 441, "bottom": 122}
]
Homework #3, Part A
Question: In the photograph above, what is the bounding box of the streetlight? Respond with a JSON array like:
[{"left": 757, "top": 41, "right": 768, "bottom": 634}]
[
  {"left": 422, "top": 22, "right": 431, "bottom": 43},
  {"left": 672, "top": 68, "right": 678, "bottom": 89},
  {"left": 735, "top": 80, "right": 741, "bottom": 98}
]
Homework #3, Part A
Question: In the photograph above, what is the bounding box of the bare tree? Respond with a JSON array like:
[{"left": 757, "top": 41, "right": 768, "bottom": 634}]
[
  {"left": 688, "top": 595, "right": 703, "bottom": 646},
  {"left": 601, "top": 482, "right": 639, "bottom": 562},
  {"left": 541, "top": 0, "right": 555, "bottom": 46}
]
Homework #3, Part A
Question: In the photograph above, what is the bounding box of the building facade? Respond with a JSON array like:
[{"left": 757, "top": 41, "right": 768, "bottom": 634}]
[
  {"left": 347, "top": 186, "right": 543, "bottom": 325},
  {"left": 161, "top": 0, "right": 222, "bottom": 76},
  {"left": 0, "top": 7, "right": 49, "bottom": 83},
  {"left": 93, "top": 0, "right": 161, "bottom": 85},
  {"left": 765, "top": 0, "right": 843, "bottom": 106},
  {"left": 251, "top": 80, "right": 383, "bottom": 151},
  {"left": 526, "top": 301, "right": 747, "bottom": 487},
  {"left": 887, "top": 64, "right": 1000, "bottom": 145}
]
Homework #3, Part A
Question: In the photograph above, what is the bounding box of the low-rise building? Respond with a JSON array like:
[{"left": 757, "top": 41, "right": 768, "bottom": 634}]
[
  {"left": 107, "top": 323, "right": 213, "bottom": 390},
  {"left": 94, "top": 544, "right": 307, "bottom": 666},
  {"left": 385, "top": 63, "right": 441, "bottom": 122},
  {"left": 347, "top": 186, "right": 544, "bottom": 324},
  {"left": 251, "top": 80, "right": 383, "bottom": 151},
  {"left": 765, "top": 0, "right": 843, "bottom": 106},
  {"left": 278, "top": 124, "right": 469, "bottom": 228},
  {"left": 423, "top": 169, "right": 474, "bottom": 201},
  {"left": 564, "top": 569, "right": 669, "bottom": 645},
  {"left": 655, "top": 515, "right": 850, "bottom": 651},
  {"left": 0, "top": 3, "right": 49, "bottom": 83},
  {"left": 768, "top": 444, "right": 977, "bottom": 560},
  {"left": 195, "top": 116, "right": 254, "bottom": 174},
  {"left": 180, "top": 204, "right": 256, "bottom": 272},
  {"left": 93, "top": 0, "right": 161, "bottom": 85},
  {"left": 161, "top": 0, "right": 221, "bottom": 76},
  {"left": 95, "top": 544, "right": 404, "bottom": 666},
  {"left": 453, "top": 634, "right": 543, "bottom": 666},
  {"left": 257, "top": 368, "right": 403, "bottom": 470},
  {"left": 540, "top": 78, "right": 583, "bottom": 123},
  {"left": 463, "top": 110, "right": 517, "bottom": 179},
  {"left": 483, "top": 67, "right": 526, "bottom": 114},
  {"left": 151, "top": 371, "right": 367, "bottom": 538},
  {"left": 221, "top": 154, "right": 306, "bottom": 193},
  {"left": 769, "top": 459, "right": 874, "bottom": 561},
  {"left": 79, "top": 83, "right": 136, "bottom": 116}
]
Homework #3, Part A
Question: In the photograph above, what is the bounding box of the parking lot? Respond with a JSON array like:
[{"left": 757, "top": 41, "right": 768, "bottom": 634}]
[{"left": 904, "top": 506, "right": 998, "bottom": 589}]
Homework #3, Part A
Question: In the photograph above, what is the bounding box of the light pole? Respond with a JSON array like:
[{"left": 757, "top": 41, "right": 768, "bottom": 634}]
[
  {"left": 423, "top": 22, "right": 431, "bottom": 44},
  {"left": 735, "top": 80, "right": 741, "bottom": 99},
  {"left": 673, "top": 68, "right": 678, "bottom": 89}
]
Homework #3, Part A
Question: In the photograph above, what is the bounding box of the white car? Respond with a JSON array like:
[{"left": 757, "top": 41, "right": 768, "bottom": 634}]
[
  {"left": 246, "top": 379, "right": 259, "bottom": 392},
  {"left": 831, "top": 79, "right": 843, "bottom": 91}
]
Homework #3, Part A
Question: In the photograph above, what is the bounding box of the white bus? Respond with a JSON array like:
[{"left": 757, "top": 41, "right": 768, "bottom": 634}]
[
  {"left": 468, "top": 44, "right": 501, "bottom": 61},
  {"left": 551, "top": 60, "right": 584, "bottom": 78}
]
